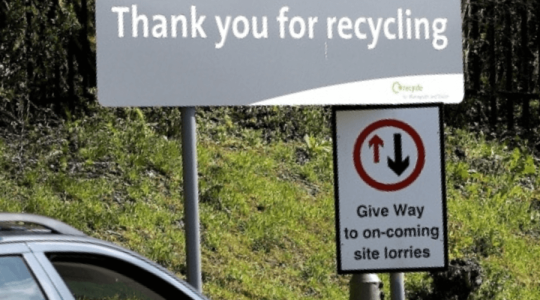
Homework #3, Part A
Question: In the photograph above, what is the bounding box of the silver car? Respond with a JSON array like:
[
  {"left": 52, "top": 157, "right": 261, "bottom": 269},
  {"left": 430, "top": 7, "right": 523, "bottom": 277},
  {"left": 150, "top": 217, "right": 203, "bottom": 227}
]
[{"left": 0, "top": 213, "right": 209, "bottom": 300}]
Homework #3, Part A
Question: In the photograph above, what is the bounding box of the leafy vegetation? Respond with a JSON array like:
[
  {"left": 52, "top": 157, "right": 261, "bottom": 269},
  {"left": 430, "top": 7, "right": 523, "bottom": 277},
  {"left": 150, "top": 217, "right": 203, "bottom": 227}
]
[
  {"left": 1, "top": 107, "right": 540, "bottom": 299},
  {"left": 1, "top": 0, "right": 539, "bottom": 133},
  {"left": 1, "top": 0, "right": 540, "bottom": 298}
]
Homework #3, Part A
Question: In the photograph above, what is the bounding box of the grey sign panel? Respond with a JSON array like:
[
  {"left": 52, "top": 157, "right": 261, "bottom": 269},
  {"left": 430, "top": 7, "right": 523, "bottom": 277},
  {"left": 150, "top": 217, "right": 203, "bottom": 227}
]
[{"left": 96, "top": 0, "right": 463, "bottom": 106}]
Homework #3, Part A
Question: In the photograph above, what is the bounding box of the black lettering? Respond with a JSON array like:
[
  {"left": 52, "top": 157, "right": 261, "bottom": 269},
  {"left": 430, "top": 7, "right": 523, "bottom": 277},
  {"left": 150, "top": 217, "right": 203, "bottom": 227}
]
[
  {"left": 357, "top": 205, "right": 390, "bottom": 218},
  {"left": 366, "top": 247, "right": 373, "bottom": 259},
  {"left": 345, "top": 228, "right": 359, "bottom": 239},
  {"left": 354, "top": 248, "right": 380, "bottom": 260},
  {"left": 404, "top": 227, "right": 416, "bottom": 237},
  {"left": 394, "top": 204, "right": 407, "bottom": 216},
  {"left": 383, "top": 247, "right": 432, "bottom": 260},
  {"left": 363, "top": 229, "right": 371, "bottom": 239},
  {"left": 357, "top": 205, "right": 367, "bottom": 217},
  {"left": 431, "top": 227, "right": 439, "bottom": 240},
  {"left": 405, "top": 246, "right": 413, "bottom": 258}
]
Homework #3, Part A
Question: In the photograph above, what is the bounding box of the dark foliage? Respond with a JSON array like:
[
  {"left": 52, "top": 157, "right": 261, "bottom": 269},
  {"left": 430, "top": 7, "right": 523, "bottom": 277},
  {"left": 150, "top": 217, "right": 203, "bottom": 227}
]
[
  {"left": 458, "top": 0, "right": 540, "bottom": 133},
  {"left": 0, "top": 0, "right": 95, "bottom": 123},
  {"left": 409, "top": 259, "right": 483, "bottom": 300},
  {"left": 0, "top": 0, "right": 539, "bottom": 139}
]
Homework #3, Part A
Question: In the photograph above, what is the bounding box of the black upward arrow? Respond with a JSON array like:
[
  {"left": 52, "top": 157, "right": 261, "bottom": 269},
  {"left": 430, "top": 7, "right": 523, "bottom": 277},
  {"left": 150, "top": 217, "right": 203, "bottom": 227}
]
[{"left": 387, "top": 133, "right": 410, "bottom": 176}]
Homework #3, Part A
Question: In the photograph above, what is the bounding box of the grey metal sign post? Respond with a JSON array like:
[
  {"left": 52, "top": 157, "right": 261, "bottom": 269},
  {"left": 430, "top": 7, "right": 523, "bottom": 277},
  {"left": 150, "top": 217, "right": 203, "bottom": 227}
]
[
  {"left": 181, "top": 107, "right": 202, "bottom": 292},
  {"left": 390, "top": 273, "right": 405, "bottom": 300}
]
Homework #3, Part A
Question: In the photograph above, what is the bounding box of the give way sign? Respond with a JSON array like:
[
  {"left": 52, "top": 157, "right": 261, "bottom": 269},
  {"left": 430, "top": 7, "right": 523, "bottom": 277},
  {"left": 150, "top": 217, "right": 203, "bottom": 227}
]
[{"left": 332, "top": 104, "right": 448, "bottom": 273}]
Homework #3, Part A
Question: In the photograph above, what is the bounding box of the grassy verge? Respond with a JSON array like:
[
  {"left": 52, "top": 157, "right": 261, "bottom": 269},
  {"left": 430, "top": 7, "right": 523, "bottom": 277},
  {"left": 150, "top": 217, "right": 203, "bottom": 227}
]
[{"left": 0, "top": 109, "right": 539, "bottom": 299}]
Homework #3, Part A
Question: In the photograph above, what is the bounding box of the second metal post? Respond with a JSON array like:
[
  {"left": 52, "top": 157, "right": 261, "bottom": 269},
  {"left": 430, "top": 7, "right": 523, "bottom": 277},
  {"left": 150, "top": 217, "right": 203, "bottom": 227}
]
[{"left": 390, "top": 273, "right": 405, "bottom": 300}]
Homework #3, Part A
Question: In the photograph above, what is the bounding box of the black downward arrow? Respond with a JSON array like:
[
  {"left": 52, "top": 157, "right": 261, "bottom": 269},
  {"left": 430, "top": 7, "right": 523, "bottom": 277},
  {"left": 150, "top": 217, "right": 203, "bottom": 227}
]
[{"left": 387, "top": 133, "right": 410, "bottom": 176}]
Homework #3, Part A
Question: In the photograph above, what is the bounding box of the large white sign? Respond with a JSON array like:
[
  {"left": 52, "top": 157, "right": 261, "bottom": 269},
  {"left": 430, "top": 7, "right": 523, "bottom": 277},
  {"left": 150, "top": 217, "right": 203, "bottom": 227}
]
[
  {"left": 96, "top": 0, "right": 464, "bottom": 106},
  {"left": 333, "top": 104, "right": 447, "bottom": 273}
]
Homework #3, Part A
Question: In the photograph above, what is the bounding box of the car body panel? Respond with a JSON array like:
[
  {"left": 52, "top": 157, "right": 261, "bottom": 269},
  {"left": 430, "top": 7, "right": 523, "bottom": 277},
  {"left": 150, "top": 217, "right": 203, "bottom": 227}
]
[
  {"left": 30, "top": 252, "right": 75, "bottom": 300},
  {"left": 0, "top": 235, "right": 208, "bottom": 300},
  {"left": 0, "top": 242, "right": 63, "bottom": 300},
  {"left": 21, "top": 252, "right": 65, "bottom": 300},
  {"left": 0, "top": 242, "right": 31, "bottom": 255}
]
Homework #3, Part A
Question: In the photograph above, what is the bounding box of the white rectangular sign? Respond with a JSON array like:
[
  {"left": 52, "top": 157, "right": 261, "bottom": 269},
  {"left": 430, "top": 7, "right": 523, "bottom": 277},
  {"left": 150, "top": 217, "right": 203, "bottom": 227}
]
[
  {"left": 96, "top": 0, "right": 464, "bottom": 106},
  {"left": 333, "top": 104, "right": 447, "bottom": 273}
]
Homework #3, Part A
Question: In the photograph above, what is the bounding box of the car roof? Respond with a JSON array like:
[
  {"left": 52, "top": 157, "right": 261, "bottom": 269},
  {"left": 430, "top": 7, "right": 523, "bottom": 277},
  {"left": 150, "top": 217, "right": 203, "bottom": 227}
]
[
  {"left": 0, "top": 213, "right": 85, "bottom": 236},
  {"left": 0, "top": 213, "right": 209, "bottom": 300},
  {"left": 0, "top": 234, "right": 169, "bottom": 280}
]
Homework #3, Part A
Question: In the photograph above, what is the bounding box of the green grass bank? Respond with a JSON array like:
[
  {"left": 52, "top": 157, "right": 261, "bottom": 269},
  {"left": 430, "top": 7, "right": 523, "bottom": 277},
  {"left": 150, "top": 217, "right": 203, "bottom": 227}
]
[{"left": 0, "top": 108, "right": 539, "bottom": 299}]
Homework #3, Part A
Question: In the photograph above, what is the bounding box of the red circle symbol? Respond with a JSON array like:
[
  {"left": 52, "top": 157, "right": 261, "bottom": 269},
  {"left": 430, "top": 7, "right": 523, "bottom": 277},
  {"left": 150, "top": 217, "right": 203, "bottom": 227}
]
[{"left": 353, "top": 119, "right": 425, "bottom": 192}]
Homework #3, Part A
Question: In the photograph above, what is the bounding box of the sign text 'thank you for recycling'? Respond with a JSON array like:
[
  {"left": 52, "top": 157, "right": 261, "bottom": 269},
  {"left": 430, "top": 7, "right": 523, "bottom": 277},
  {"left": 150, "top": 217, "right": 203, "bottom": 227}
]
[
  {"left": 110, "top": 6, "right": 449, "bottom": 50},
  {"left": 96, "top": 0, "right": 463, "bottom": 106}
]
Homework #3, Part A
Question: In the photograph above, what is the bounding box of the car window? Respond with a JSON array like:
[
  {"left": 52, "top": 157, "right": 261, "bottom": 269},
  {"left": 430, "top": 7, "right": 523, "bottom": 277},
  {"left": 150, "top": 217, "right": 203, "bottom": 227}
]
[
  {"left": 47, "top": 253, "right": 192, "bottom": 300},
  {"left": 0, "top": 256, "right": 47, "bottom": 300}
]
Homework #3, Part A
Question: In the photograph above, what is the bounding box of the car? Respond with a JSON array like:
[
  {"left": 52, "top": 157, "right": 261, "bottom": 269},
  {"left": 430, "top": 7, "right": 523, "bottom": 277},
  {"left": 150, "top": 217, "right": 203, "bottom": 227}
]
[{"left": 0, "top": 213, "right": 209, "bottom": 300}]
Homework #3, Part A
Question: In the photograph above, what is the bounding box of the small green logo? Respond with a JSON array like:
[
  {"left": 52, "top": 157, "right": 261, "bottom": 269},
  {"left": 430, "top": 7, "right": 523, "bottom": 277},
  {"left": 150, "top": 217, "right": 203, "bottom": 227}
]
[{"left": 392, "top": 82, "right": 423, "bottom": 94}]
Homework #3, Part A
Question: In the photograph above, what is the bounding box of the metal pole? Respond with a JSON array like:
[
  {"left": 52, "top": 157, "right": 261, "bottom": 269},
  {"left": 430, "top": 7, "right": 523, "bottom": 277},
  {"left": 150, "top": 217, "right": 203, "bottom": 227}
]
[
  {"left": 181, "top": 107, "right": 202, "bottom": 292},
  {"left": 390, "top": 273, "right": 405, "bottom": 300},
  {"left": 350, "top": 274, "right": 382, "bottom": 300}
]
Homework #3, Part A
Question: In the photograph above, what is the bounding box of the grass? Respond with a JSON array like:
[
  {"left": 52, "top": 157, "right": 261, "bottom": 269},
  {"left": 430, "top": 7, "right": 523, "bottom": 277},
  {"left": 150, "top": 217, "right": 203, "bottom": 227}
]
[
  {"left": 0, "top": 108, "right": 539, "bottom": 299},
  {"left": 442, "top": 129, "right": 540, "bottom": 299}
]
